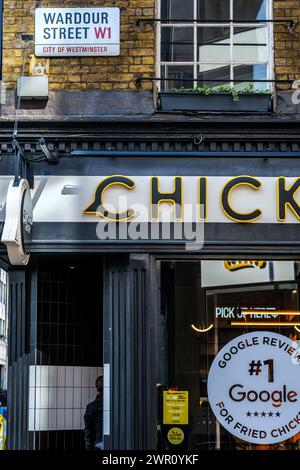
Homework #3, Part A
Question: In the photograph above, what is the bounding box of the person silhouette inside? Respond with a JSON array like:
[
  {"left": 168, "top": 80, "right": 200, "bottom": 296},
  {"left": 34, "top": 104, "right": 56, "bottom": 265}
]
[{"left": 84, "top": 376, "right": 103, "bottom": 450}]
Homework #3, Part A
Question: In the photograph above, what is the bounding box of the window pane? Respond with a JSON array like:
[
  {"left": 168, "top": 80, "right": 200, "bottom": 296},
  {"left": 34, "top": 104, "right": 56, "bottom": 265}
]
[
  {"left": 233, "top": 64, "right": 268, "bottom": 90},
  {"left": 233, "top": 26, "right": 268, "bottom": 62},
  {"left": 233, "top": 25, "right": 267, "bottom": 44},
  {"left": 161, "top": 0, "right": 194, "bottom": 21},
  {"left": 233, "top": 0, "right": 267, "bottom": 21},
  {"left": 161, "top": 27, "right": 194, "bottom": 62},
  {"left": 198, "top": 64, "right": 230, "bottom": 88},
  {"left": 233, "top": 46, "right": 267, "bottom": 63},
  {"left": 161, "top": 64, "right": 194, "bottom": 90},
  {"left": 197, "top": 0, "right": 230, "bottom": 21},
  {"left": 157, "top": 260, "right": 300, "bottom": 451},
  {"left": 198, "top": 27, "right": 230, "bottom": 62}
]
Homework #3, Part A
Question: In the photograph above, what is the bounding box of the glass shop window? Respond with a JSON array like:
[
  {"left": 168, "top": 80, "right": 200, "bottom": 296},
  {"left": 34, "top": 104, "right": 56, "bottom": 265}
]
[
  {"left": 0, "top": 0, "right": 3, "bottom": 79},
  {"left": 159, "top": 0, "right": 271, "bottom": 91},
  {"left": 157, "top": 260, "right": 300, "bottom": 450}
]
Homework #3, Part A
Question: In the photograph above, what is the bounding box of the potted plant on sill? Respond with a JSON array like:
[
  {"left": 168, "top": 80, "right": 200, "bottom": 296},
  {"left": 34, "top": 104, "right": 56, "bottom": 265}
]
[{"left": 159, "top": 84, "right": 272, "bottom": 112}]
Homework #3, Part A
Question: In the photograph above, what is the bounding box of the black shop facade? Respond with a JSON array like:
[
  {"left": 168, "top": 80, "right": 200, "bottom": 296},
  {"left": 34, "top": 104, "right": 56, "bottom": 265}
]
[{"left": 1, "top": 119, "right": 300, "bottom": 451}]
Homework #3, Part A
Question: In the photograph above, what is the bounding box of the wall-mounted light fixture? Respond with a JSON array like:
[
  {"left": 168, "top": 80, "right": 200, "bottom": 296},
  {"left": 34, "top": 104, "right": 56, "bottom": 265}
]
[{"left": 191, "top": 324, "right": 214, "bottom": 333}]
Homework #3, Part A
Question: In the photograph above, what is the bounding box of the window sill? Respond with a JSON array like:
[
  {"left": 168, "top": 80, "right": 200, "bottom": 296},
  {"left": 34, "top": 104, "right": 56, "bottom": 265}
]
[{"left": 159, "top": 92, "right": 272, "bottom": 113}]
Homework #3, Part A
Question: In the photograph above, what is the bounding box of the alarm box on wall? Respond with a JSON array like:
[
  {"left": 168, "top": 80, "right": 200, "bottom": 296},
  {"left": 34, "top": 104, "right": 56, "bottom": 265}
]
[{"left": 17, "top": 76, "right": 49, "bottom": 100}]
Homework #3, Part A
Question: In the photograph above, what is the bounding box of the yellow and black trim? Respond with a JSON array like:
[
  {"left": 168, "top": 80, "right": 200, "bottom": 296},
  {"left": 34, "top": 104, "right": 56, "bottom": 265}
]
[
  {"left": 151, "top": 176, "right": 183, "bottom": 221},
  {"left": 83, "top": 175, "right": 136, "bottom": 221},
  {"left": 221, "top": 176, "right": 262, "bottom": 223},
  {"left": 277, "top": 176, "right": 300, "bottom": 222},
  {"left": 199, "top": 177, "right": 207, "bottom": 221}
]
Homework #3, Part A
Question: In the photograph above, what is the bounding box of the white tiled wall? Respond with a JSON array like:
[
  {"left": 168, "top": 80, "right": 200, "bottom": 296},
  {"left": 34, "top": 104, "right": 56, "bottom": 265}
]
[
  {"left": 103, "top": 363, "right": 110, "bottom": 436},
  {"left": 29, "top": 366, "right": 103, "bottom": 431},
  {"left": 0, "top": 302, "right": 6, "bottom": 321}
]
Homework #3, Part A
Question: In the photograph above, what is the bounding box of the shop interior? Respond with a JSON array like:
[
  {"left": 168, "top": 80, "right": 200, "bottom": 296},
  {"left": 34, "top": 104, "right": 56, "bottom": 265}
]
[{"left": 157, "top": 260, "right": 300, "bottom": 450}]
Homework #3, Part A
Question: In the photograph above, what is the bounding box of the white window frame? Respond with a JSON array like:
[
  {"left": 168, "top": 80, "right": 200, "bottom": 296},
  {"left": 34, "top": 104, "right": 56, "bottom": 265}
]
[{"left": 157, "top": 0, "right": 274, "bottom": 91}]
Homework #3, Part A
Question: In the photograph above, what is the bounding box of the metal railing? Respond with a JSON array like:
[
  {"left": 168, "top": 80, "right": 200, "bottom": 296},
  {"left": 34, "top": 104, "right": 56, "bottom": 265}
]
[
  {"left": 135, "top": 77, "right": 295, "bottom": 87},
  {"left": 136, "top": 18, "right": 296, "bottom": 31}
]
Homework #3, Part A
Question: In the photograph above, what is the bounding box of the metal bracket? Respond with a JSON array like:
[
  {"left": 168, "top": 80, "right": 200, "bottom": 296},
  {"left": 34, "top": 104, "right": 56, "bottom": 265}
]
[
  {"left": 135, "top": 77, "right": 295, "bottom": 88},
  {"left": 12, "top": 137, "right": 34, "bottom": 189},
  {"left": 136, "top": 18, "right": 296, "bottom": 31},
  {"left": 11, "top": 136, "right": 59, "bottom": 189}
]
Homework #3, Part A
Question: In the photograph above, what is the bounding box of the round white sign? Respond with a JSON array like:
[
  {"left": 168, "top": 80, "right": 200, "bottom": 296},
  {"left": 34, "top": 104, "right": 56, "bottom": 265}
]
[
  {"left": 1, "top": 179, "right": 33, "bottom": 266},
  {"left": 207, "top": 331, "right": 300, "bottom": 444}
]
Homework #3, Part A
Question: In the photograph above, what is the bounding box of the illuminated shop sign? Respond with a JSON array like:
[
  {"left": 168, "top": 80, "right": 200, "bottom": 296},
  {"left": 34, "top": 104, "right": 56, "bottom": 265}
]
[
  {"left": 216, "top": 307, "right": 300, "bottom": 328},
  {"left": 215, "top": 306, "right": 280, "bottom": 320},
  {"left": 208, "top": 332, "right": 300, "bottom": 444},
  {"left": 192, "top": 307, "right": 300, "bottom": 334},
  {"left": 35, "top": 8, "right": 120, "bottom": 56},
  {"left": 224, "top": 261, "right": 267, "bottom": 272},
  {"left": 1, "top": 175, "right": 300, "bottom": 225},
  {"left": 202, "top": 260, "right": 295, "bottom": 287},
  {"left": 82, "top": 175, "right": 300, "bottom": 223}
]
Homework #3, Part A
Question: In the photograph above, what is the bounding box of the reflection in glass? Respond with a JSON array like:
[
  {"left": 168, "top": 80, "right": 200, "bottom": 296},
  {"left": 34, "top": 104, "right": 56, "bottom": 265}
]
[
  {"left": 159, "top": 1, "right": 271, "bottom": 93},
  {"left": 198, "top": 64, "right": 230, "bottom": 88},
  {"left": 233, "top": 0, "right": 267, "bottom": 21},
  {"left": 233, "top": 64, "right": 268, "bottom": 90},
  {"left": 157, "top": 260, "right": 300, "bottom": 450},
  {"left": 197, "top": 0, "right": 230, "bottom": 21},
  {"left": 233, "top": 25, "right": 267, "bottom": 44},
  {"left": 198, "top": 27, "right": 231, "bottom": 63},
  {"left": 161, "top": 65, "right": 194, "bottom": 91},
  {"left": 161, "top": 0, "right": 194, "bottom": 21},
  {"left": 233, "top": 26, "right": 268, "bottom": 62},
  {"left": 161, "top": 27, "right": 194, "bottom": 62}
]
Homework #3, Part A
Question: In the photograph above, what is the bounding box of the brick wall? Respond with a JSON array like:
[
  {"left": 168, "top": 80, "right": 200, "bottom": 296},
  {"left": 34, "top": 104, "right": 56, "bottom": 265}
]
[
  {"left": 2, "top": 0, "right": 156, "bottom": 92},
  {"left": 3, "top": 1, "right": 300, "bottom": 100},
  {"left": 273, "top": 1, "right": 300, "bottom": 91}
]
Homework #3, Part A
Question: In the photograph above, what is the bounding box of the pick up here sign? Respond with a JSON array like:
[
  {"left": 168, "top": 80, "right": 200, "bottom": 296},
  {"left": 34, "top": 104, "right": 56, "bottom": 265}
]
[{"left": 35, "top": 8, "right": 120, "bottom": 56}]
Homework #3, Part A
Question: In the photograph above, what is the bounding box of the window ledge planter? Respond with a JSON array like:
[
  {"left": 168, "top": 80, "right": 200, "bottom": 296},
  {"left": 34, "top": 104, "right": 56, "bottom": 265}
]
[{"left": 159, "top": 92, "right": 272, "bottom": 113}]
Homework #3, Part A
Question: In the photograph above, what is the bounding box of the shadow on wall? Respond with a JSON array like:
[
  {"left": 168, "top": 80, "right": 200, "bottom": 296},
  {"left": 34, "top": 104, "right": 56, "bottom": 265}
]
[{"left": 1, "top": 90, "right": 154, "bottom": 119}]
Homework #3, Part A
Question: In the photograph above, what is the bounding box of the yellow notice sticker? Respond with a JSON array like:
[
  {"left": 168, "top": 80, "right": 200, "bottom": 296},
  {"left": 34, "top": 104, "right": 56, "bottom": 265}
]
[{"left": 163, "top": 391, "right": 189, "bottom": 425}]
